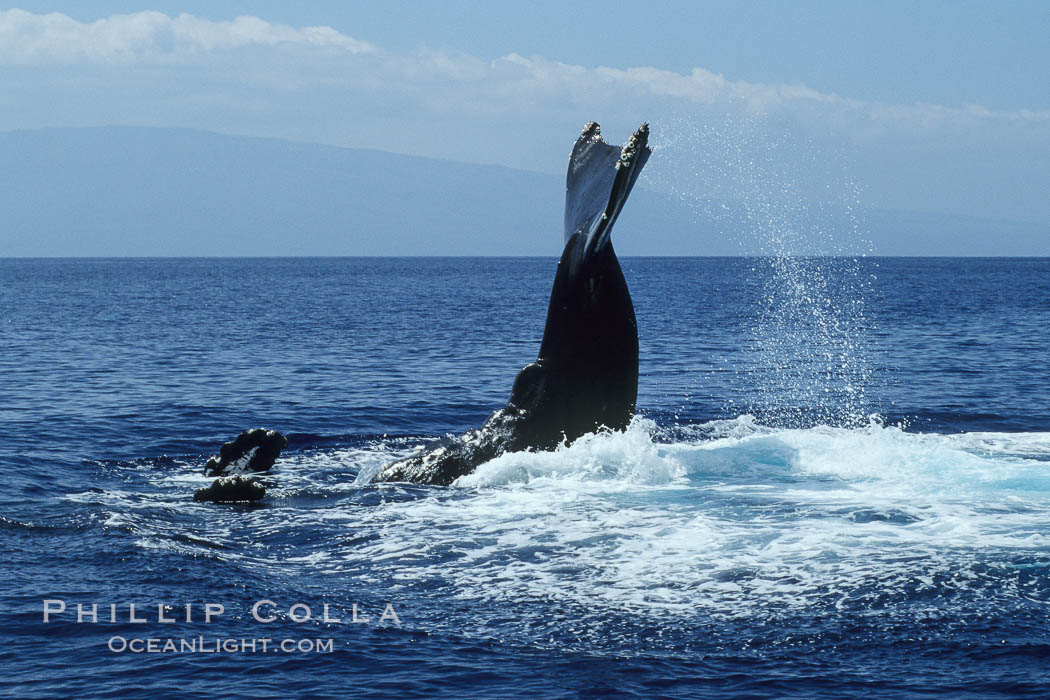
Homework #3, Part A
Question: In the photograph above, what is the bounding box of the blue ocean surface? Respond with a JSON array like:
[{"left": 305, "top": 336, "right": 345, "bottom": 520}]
[{"left": 2, "top": 256, "right": 1049, "bottom": 698}]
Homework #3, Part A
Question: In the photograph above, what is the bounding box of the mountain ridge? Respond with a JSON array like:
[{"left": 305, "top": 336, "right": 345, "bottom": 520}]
[{"left": 2, "top": 126, "right": 1046, "bottom": 257}]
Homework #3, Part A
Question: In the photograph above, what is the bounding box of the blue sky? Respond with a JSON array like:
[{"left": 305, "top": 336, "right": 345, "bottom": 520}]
[
  {"left": 14, "top": 0, "right": 1049, "bottom": 111},
  {"left": 2, "top": 1, "right": 1049, "bottom": 229}
]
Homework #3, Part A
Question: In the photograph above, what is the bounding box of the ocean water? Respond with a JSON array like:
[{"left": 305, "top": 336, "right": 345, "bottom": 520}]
[{"left": 2, "top": 256, "right": 1049, "bottom": 698}]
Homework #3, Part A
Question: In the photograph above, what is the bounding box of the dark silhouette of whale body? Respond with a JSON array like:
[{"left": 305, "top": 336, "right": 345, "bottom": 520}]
[{"left": 373, "top": 122, "right": 652, "bottom": 485}]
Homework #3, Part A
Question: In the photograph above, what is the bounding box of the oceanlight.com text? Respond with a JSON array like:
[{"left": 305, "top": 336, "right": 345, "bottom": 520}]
[{"left": 107, "top": 636, "right": 334, "bottom": 654}]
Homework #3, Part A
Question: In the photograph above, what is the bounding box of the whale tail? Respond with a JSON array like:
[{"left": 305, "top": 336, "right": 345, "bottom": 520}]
[
  {"left": 563, "top": 122, "right": 651, "bottom": 257},
  {"left": 372, "top": 121, "right": 651, "bottom": 485},
  {"left": 525, "top": 122, "right": 650, "bottom": 439}
]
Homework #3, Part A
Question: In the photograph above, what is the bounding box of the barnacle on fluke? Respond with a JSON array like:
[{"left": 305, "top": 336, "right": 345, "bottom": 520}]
[{"left": 617, "top": 122, "right": 648, "bottom": 170}]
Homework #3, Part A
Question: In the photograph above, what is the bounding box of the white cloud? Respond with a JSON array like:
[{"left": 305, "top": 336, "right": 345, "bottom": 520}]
[{"left": 0, "top": 8, "right": 374, "bottom": 63}]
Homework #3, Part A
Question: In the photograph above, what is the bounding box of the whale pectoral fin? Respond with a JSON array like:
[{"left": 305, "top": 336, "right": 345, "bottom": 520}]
[
  {"left": 563, "top": 122, "right": 652, "bottom": 255},
  {"left": 204, "top": 429, "right": 287, "bottom": 476}
]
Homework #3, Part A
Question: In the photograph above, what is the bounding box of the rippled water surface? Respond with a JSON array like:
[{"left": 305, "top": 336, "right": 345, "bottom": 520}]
[{"left": 2, "top": 257, "right": 1049, "bottom": 698}]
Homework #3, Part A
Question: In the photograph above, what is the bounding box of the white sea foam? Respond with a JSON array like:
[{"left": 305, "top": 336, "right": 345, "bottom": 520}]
[
  {"left": 104, "top": 418, "right": 1050, "bottom": 624},
  {"left": 455, "top": 418, "right": 682, "bottom": 488},
  {"left": 280, "top": 420, "right": 1047, "bottom": 620}
]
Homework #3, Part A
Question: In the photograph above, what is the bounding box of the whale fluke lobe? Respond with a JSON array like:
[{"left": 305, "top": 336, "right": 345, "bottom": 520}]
[
  {"left": 373, "top": 122, "right": 652, "bottom": 486},
  {"left": 194, "top": 475, "right": 267, "bottom": 504},
  {"left": 204, "top": 428, "right": 287, "bottom": 477},
  {"left": 565, "top": 121, "right": 650, "bottom": 258}
]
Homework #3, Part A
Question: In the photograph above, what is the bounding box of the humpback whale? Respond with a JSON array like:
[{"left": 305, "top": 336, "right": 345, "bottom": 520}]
[
  {"left": 373, "top": 121, "right": 652, "bottom": 486},
  {"left": 195, "top": 428, "right": 287, "bottom": 504}
]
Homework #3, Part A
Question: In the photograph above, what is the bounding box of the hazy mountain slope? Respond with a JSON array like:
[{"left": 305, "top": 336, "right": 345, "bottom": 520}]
[{"left": 1, "top": 127, "right": 1046, "bottom": 256}]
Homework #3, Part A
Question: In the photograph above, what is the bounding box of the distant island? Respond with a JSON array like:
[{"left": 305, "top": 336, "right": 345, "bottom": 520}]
[{"left": 2, "top": 127, "right": 1046, "bottom": 257}]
